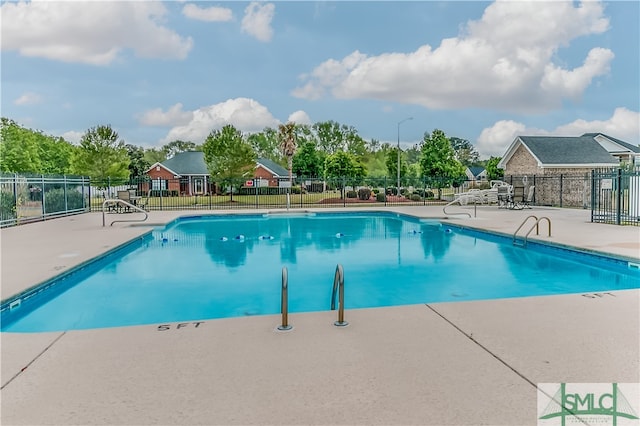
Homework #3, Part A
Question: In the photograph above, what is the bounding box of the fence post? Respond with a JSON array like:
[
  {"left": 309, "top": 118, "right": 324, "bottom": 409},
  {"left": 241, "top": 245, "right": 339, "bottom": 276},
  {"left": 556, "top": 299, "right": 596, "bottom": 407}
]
[
  {"left": 63, "top": 175, "right": 68, "bottom": 212},
  {"left": 384, "top": 176, "right": 387, "bottom": 206},
  {"left": 13, "top": 173, "right": 19, "bottom": 222},
  {"left": 41, "top": 174, "right": 46, "bottom": 215},
  {"left": 83, "top": 176, "right": 88, "bottom": 211},
  {"left": 590, "top": 170, "right": 595, "bottom": 223},
  {"left": 343, "top": 177, "right": 346, "bottom": 207},
  {"left": 616, "top": 168, "right": 622, "bottom": 225}
]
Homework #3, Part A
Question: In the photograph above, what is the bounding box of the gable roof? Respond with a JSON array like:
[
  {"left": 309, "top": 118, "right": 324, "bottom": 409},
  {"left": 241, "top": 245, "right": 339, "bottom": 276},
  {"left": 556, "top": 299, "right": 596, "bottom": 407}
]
[
  {"left": 582, "top": 133, "right": 640, "bottom": 154},
  {"left": 467, "top": 166, "right": 485, "bottom": 178},
  {"left": 160, "top": 151, "right": 209, "bottom": 176},
  {"left": 498, "top": 135, "right": 619, "bottom": 169},
  {"left": 256, "top": 157, "right": 290, "bottom": 177}
]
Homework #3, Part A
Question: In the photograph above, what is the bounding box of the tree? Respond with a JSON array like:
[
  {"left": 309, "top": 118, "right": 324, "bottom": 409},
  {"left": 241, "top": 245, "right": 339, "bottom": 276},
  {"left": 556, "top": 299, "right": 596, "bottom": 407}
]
[
  {"left": 144, "top": 148, "right": 166, "bottom": 165},
  {"left": 292, "top": 141, "right": 324, "bottom": 178},
  {"left": 0, "top": 118, "right": 42, "bottom": 173},
  {"left": 38, "top": 136, "right": 75, "bottom": 175},
  {"left": 418, "top": 129, "right": 466, "bottom": 198},
  {"left": 485, "top": 156, "right": 504, "bottom": 180},
  {"left": 247, "top": 127, "right": 281, "bottom": 162},
  {"left": 324, "top": 151, "right": 367, "bottom": 197},
  {"left": 385, "top": 147, "right": 407, "bottom": 180},
  {"left": 202, "top": 125, "right": 256, "bottom": 195},
  {"left": 312, "top": 120, "right": 365, "bottom": 157},
  {"left": 126, "top": 144, "right": 150, "bottom": 178},
  {"left": 162, "top": 140, "right": 198, "bottom": 158},
  {"left": 71, "top": 125, "right": 130, "bottom": 183},
  {"left": 278, "top": 122, "right": 297, "bottom": 186},
  {"left": 450, "top": 137, "right": 480, "bottom": 166}
]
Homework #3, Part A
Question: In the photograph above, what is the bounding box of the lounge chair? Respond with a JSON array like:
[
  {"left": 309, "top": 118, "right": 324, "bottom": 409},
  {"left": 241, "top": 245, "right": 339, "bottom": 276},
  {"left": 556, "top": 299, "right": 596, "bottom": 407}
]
[
  {"left": 522, "top": 186, "right": 535, "bottom": 209},
  {"left": 497, "top": 185, "right": 512, "bottom": 209}
]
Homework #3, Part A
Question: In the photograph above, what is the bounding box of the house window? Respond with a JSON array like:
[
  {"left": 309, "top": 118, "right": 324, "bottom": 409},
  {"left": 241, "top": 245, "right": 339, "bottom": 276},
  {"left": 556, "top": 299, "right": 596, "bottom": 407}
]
[
  {"left": 152, "top": 179, "right": 167, "bottom": 191},
  {"left": 156, "top": 166, "right": 160, "bottom": 171},
  {"left": 194, "top": 178, "right": 204, "bottom": 194}
]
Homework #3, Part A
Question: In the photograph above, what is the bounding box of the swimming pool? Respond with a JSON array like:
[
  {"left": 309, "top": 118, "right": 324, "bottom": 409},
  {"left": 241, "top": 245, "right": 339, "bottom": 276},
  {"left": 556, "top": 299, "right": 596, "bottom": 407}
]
[{"left": 2, "top": 212, "right": 638, "bottom": 332}]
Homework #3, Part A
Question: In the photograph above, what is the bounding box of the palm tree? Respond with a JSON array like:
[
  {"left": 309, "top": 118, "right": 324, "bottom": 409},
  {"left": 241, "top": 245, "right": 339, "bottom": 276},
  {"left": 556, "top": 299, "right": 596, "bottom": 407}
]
[{"left": 278, "top": 122, "right": 297, "bottom": 187}]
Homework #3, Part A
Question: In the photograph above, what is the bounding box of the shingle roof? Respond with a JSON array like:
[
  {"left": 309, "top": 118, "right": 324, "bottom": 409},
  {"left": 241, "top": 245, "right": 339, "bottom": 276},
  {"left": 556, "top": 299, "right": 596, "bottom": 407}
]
[
  {"left": 468, "top": 166, "right": 485, "bottom": 177},
  {"left": 518, "top": 136, "right": 618, "bottom": 165},
  {"left": 581, "top": 133, "right": 640, "bottom": 153},
  {"left": 161, "top": 151, "right": 209, "bottom": 175},
  {"left": 257, "top": 157, "right": 290, "bottom": 177}
]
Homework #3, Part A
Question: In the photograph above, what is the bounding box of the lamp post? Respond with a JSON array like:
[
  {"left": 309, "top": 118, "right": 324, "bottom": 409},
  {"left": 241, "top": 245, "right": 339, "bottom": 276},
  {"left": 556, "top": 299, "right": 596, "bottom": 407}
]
[{"left": 397, "top": 117, "right": 413, "bottom": 196}]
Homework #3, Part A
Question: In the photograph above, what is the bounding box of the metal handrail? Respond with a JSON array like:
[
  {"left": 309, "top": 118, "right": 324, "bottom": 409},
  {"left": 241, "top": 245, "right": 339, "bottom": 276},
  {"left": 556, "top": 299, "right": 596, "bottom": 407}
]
[
  {"left": 513, "top": 215, "right": 551, "bottom": 246},
  {"left": 442, "top": 198, "right": 473, "bottom": 218},
  {"left": 278, "top": 267, "right": 292, "bottom": 331},
  {"left": 523, "top": 217, "right": 551, "bottom": 246},
  {"left": 330, "top": 264, "right": 348, "bottom": 327},
  {"left": 102, "top": 199, "right": 148, "bottom": 227}
]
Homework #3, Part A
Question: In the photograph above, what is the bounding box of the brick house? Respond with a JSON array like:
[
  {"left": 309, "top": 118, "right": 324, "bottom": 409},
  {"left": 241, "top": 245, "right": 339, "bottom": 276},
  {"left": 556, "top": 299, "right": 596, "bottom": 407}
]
[
  {"left": 497, "top": 133, "right": 639, "bottom": 207},
  {"left": 144, "top": 152, "right": 291, "bottom": 195},
  {"left": 145, "top": 151, "right": 213, "bottom": 196}
]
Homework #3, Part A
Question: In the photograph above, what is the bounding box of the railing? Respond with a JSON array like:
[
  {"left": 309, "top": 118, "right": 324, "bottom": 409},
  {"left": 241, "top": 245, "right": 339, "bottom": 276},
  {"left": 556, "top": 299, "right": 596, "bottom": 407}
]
[
  {"left": 277, "top": 267, "right": 292, "bottom": 331},
  {"left": 330, "top": 264, "right": 348, "bottom": 327},
  {"left": 102, "top": 199, "right": 148, "bottom": 227},
  {"left": 442, "top": 198, "right": 473, "bottom": 218},
  {"left": 1, "top": 173, "right": 90, "bottom": 227},
  {"left": 513, "top": 215, "right": 551, "bottom": 246}
]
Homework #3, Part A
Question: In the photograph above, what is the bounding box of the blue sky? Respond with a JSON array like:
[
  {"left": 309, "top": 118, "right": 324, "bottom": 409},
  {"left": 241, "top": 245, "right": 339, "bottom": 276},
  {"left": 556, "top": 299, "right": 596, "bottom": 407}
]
[{"left": 1, "top": 0, "right": 638, "bottom": 158}]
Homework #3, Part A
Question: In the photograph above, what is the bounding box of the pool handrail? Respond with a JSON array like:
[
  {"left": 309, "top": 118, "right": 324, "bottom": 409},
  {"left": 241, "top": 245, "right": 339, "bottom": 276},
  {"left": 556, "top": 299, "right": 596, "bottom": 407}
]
[
  {"left": 102, "top": 199, "right": 148, "bottom": 227},
  {"left": 330, "top": 264, "right": 348, "bottom": 327},
  {"left": 277, "top": 267, "right": 292, "bottom": 331},
  {"left": 513, "top": 215, "right": 552, "bottom": 246}
]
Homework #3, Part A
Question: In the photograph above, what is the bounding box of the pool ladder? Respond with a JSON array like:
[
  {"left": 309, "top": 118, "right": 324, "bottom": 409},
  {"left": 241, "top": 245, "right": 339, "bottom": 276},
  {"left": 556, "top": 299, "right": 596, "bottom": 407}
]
[
  {"left": 513, "top": 215, "right": 551, "bottom": 247},
  {"left": 330, "top": 264, "right": 348, "bottom": 327},
  {"left": 277, "top": 264, "right": 348, "bottom": 330}
]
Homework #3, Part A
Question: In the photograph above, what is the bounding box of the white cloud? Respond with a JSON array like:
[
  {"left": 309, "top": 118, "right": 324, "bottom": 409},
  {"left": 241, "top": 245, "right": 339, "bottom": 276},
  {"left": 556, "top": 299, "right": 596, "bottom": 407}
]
[
  {"left": 1, "top": 1, "right": 193, "bottom": 65},
  {"left": 138, "top": 103, "right": 194, "bottom": 127},
  {"left": 287, "top": 110, "right": 312, "bottom": 125},
  {"left": 61, "top": 130, "right": 83, "bottom": 144},
  {"left": 160, "top": 98, "right": 280, "bottom": 143},
  {"left": 14, "top": 92, "right": 43, "bottom": 106},
  {"left": 293, "top": 1, "right": 613, "bottom": 112},
  {"left": 182, "top": 4, "right": 233, "bottom": 22},
  {"left": 476, "top": 120, "right": 530, "bottom": 157},
  {"left": 241, "top": 2, "right": 275, "bottom": 42},
  {"left": 475, "top": 107, "right": 640, "bottom": 158},
  {"left": 553, "top": 107, "right": 640, "bottom": 141}
]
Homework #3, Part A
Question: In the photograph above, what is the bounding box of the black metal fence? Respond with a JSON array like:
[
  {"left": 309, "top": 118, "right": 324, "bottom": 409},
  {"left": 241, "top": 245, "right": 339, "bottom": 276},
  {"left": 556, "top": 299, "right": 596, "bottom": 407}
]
[
  {"left": 4, "top": 170, "right": 637, "bottom": 227},
  {"left": 89, "top": 176, "right": 462, "bottom": 211},
  {"left": 502, "top": 174, "right": 591, "bottom": 208},
  {"left": 591, "top": 168, "right": 640, "bottom": 226},
  {"left": 0, "top": 173, "right": 91, "bottom": 227}
]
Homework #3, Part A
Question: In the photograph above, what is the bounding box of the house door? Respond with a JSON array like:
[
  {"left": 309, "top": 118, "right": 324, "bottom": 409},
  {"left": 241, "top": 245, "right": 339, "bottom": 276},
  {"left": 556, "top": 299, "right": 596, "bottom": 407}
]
[{"left": 194, "top": 177, "right": 204, "bottom": 194}]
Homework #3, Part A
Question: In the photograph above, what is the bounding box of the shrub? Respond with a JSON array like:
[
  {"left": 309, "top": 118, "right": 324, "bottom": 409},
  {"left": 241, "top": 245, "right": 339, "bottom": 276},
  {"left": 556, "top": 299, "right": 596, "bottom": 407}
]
[
  {"left": 0, "top": 192, "right": 16, "bottom": 221},
  {"left": 44, "top": 188, "right": 85, "bottom": 214},
  {"left": 372, "top": 188, "right": 380, "bottom": 195},
  {"left": 346, "top": 190, "right": 357, "bottom": 198},
  {"left": 386, "top": 187, "right": 398, "bottom": 195},
  {"left": 410, "top": 194, "right": 422, "bottom": 201},
  {"left": 357, "top": 188, "right": 372, "bottom": 200},
  {"left": 425, "top": 190, "right": 435, "bottom": 199},
  {"left": 376, "top": 193, "right": 386, "bottom": 202}
]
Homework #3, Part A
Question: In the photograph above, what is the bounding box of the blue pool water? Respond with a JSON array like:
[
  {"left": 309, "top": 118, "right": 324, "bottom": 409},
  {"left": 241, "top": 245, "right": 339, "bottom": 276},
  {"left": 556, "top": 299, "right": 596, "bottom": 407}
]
[{"left": 2, "top": 212, "right": 638, "bottom": 332}]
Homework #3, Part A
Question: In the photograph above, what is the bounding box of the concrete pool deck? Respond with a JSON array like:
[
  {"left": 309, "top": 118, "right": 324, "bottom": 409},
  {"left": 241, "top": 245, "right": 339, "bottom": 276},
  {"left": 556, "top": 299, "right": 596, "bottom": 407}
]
[{"left": 1, "top": 206, "right": 639, "bottom": 425}]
